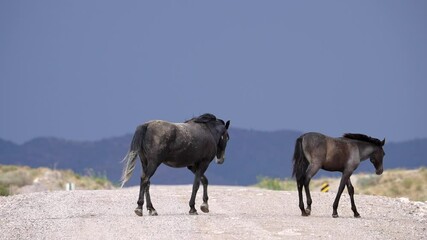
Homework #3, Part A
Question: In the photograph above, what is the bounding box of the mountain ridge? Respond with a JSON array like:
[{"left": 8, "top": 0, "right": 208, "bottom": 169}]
[{"left": 1, "top": 128, "right": 426, "bottom": 186}]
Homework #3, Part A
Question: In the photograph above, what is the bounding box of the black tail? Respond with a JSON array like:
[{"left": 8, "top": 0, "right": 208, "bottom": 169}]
[
  {"left": 292, "top": 136, "right": 309, "bottom": 182},
  {"left": 120, "top": 124, "right": 147, "bottom": 187}
]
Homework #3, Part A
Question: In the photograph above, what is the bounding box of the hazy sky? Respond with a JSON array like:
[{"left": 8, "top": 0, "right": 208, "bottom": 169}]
[{"left": 1, "top": 1, "right": 426, "bottom": 144}]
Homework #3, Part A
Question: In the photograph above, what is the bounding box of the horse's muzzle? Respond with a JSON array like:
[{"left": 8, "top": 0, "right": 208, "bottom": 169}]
[
  {"left": 376, "top": 168, "right": 383, "bottom": 175},
  {"left": 215, "top": 157, "right": 225, "bottom": 164}
]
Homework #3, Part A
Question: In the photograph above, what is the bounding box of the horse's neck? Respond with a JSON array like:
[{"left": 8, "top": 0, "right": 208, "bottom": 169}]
[
  {"left": 207, "top": 125, "right": 221, "bottom": 142},
  {"left": 356, "top": 142, "right": 375, "bottom": 160},
  {"left": 186, "top": 122, "right": 220, "bottom": 143}
]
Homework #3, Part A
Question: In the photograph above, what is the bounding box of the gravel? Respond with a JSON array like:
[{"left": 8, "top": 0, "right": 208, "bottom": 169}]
[{"left": 1, "top": 185, "right": 426, "bottom": 240}]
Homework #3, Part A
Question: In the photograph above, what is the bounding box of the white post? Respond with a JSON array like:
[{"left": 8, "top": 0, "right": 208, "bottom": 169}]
[{"left": 65, "top": 182, "right": 75, "bottom": 191}]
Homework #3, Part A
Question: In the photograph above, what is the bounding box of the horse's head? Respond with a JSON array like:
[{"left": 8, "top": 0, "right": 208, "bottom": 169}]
[
  {"left": 343, "top": 133, "right": 386, "bottom": 175},
  {"left": 215, "top": 120, "right": 230, "bottom": 164},
  {"left": 189, "top": 113, "right": 231, "bottom": 164},
  {"left": 370, "top": 138, "right": 385, "bottom": 175}
]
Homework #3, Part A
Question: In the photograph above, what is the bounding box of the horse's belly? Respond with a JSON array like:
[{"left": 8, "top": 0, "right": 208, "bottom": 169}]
[
  {"left": 163, "top": 161, "right": 190, "bottom": 168},
  {"left": 322, "top": 158, "right": 346, "bottom": 172},
  {"left": 322, "top": 165, "right": 343, "bottom": 172}
]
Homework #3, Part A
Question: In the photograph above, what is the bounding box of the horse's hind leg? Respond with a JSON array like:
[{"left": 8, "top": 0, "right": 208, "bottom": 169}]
[
  {"left": 303, "top": 181, "right": 312, "bottom": 216},
  {"left": 297, "top": 179, "right": 308, "bottom": 216},
  {"left": 135, "top": 176, "right": 145, "bottom": 216},
  {"left": 145, "top": 181, "right": 158, "bottom": 216},
  {"left": 135, "top": 161, "right": 160, "bottom": 217},
  {"left": 303, "top": 164, "right": 321, "bottom": 215},
  {"left": 346, "top": 178, "right": 360, "bottom": 218}
]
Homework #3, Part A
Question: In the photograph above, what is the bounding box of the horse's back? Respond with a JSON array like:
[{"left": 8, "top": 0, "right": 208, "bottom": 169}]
[
  {"left": 145, "top": 120, "right": 176, "bottom": 138},
  {"left": 301, "top": 132, "right": 357, "bottom": 171},
  {"left": 300, "top": 132, "right": 328, "bottom": 160},
  {"left": 302, "top": 132, "right": 350, "bottom": 146},
  {"left": 301, "top": 132, "right": 328, "bottom": 142}
]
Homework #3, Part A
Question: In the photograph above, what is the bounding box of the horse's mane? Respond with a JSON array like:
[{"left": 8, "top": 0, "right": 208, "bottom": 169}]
[
  {"left": 342, "top": 133, "right": 382, "bottom": 146},
  {"left": 185, "top": 113, "right": 218, "bottom": 124}
]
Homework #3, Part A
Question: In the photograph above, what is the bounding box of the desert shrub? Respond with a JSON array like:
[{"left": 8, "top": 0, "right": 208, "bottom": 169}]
[
  {"left": 0, "top": 165, "right": 18, "bottom": 173},
  {"left": 255, "top": 168, "right": 427, "bottom": 201},
  {"left": 402, "top": 178, "right": 413, "bottom": 189},
  {"left": 0, "top": 183, "right": 9, "bottom": 196},
  {"left": 357, "top": 175, "right": 380, "bottom": 188},
  {"left": 256, "top": 177, "right": 296, "bottom": 191},
  {"left": 0, "top": 170, "right": 33, "bottom": 187},
  {"left": 0, "top": 165, "right": 115, "bottom": 195},
  {"left": 256, "top": 177, "right": 284, "bottom": 190}
]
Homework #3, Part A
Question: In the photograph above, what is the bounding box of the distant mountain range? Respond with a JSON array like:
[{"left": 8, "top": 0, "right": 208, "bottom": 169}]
[{"left": 1, "top": 128, "right": 426, "bottom": 186}]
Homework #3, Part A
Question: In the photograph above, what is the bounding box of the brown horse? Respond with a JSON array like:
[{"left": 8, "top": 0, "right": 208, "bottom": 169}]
[{"left": 292, "top": 132, "right": 385, "bottom": 218}]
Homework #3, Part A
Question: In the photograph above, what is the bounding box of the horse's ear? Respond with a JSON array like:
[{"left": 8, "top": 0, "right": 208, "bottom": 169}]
[
  {"left": 381, "top": 138, "right": 385, "bottom": 146},
  {"left": 225, "top": 120, "right": 230, "bottom": 129}
]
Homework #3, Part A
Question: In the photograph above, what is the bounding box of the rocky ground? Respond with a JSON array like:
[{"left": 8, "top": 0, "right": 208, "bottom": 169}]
[{"left": 0, "top": 185, "right": 426, "bottom": 239}]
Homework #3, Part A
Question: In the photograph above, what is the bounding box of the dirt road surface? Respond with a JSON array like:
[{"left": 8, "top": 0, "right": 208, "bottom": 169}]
[{"left": 1, "top": 185, "right": 426, "bottom": 240}]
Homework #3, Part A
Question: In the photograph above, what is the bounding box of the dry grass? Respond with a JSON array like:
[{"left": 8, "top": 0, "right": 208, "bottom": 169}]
[
  {"left": 257, "top": 168, "right": 427, "bottom": 202},
  {"left": 355, "top": 168, "right": 427, "bottom": 201},
  {"left": 0, "top": 165, "right": 115, "bottom": 196}
]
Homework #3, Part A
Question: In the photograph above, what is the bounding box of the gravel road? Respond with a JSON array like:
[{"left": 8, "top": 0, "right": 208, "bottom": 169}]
[{"left": 1, "top": 185, "right": 426, "bottom": 240}]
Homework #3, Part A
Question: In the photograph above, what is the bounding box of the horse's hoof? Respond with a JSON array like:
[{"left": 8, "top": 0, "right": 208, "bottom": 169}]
[
  {"left": 134, "top": 208, "right": 143, "bottom": 217},
  {"left": 332, "top": 214, "right": 339, "bottom": 218},
  {"left": 189, "top": 210, "right": 198, "bottom": 215},
  {"left": 301, "top": 212, "right": 309, "bottom": 217},
  {"left": 305, "top": 208, "right": 311, "bottom": 216},
  {"left": 200, "top": 203, "right": 209, "bottom": 213},
  {"left": 148, "top": 210, "right": 158, "bottom": 216},
  {"left": 354, "top": 214, "right": 361, "bottom": 218}
]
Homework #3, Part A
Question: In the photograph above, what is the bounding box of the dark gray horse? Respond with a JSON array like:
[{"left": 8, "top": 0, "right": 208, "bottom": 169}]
[
  {"left": 292, "top": 132, "right": 385, "bottom": 218},
  {"left": 120, "top": 113, "right": 230, "bottom": 216}
]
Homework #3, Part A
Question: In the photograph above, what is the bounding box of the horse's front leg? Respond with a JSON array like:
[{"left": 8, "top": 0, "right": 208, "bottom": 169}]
[
  {"left": 346, "top": 178, "right": 360, "bottom": 218},
  {"left": 332, "top": 172, "right": 351, "bottom": 218},
  {"left": 188, "top": 162, "right": 210, "bottom": 215},
  {"left": 200, "top": 174, "right": 209, "bottom": 213},
  {"left": 189, "top": 172, "right": 202, "bottom": 215}
]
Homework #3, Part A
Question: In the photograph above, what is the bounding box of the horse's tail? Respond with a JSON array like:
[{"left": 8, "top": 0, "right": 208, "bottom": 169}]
[
  {"left": 120, "top": 124, "right": 147, "bottom": 188},
  {"left": 292, "top": 136, "right": 309, "bottom": 182}
]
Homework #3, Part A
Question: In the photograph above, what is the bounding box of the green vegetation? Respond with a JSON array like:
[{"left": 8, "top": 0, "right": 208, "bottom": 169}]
[
  {"left": 0, "top": 165, "right": 115, "bottom": 196},
  {"left": 0, "top": 183, "right": 9, "bottom": 196},
  {"left": 256, "top": 176, "right": 296, "bottom": 191},
  {"left": 256, "top": 168, "right": 427, "bottom": 202}
]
